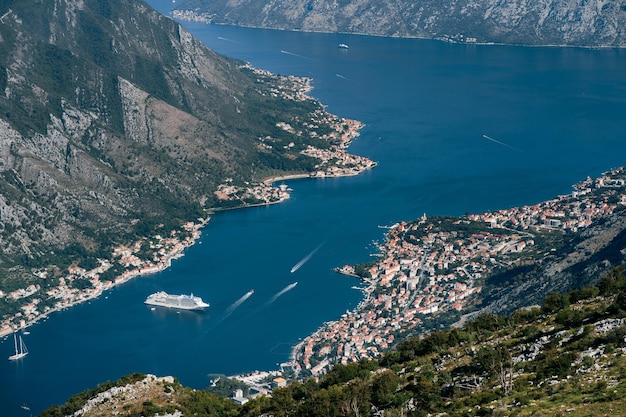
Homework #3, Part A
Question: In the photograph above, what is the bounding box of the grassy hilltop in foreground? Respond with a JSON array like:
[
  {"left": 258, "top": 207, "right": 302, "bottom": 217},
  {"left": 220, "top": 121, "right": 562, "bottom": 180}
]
[{"left": 41, "top": 270, "right": 626, "bottom": 416}]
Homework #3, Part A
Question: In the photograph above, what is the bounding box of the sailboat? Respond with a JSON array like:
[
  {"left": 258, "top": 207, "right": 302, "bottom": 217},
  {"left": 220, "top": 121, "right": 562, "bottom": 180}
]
[{"left": 8, "top": 333, "right": 28, "bottom": 360}]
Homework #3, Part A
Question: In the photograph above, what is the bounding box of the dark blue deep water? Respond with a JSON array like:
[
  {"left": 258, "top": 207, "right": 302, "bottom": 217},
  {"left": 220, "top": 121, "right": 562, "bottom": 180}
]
[{"left": 2, "top": 1, "right": 626, "bottom": 415}]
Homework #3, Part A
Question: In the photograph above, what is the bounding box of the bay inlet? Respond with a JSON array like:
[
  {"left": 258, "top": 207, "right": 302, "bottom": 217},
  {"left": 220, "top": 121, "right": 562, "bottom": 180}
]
[{"left": 2, "top": 1, "right": 626, "bottom": 414}]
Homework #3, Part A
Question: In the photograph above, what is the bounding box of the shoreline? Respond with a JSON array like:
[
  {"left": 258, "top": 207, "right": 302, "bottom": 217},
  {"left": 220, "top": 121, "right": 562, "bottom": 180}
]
[
  {"left": 170, "top": 10, "right": 626, "bottom": 50},
  {"left": 0, "top": 165, "right": 358, "bottom": 339},
  {"left": 1, "top": 124, "right": 374, "bottom": 339},
  {"left": 0, "top": 217, "right": 210, "bottom": 338},
  {"left": 288, "top": 267, "right": 376, "bottom": 365},
  {"left": 263, "top": 173, "right": 311, "bottom": 186},
  {"left": 288, "top": 167, "right": 626, "bottom": 374},
  {"left": 262, "top": 164, "right": 377, "bottom": 187}
]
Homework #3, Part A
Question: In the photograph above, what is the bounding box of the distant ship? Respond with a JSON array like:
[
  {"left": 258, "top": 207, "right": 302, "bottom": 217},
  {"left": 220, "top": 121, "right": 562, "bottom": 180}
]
[
  {"left": 8, "top": 333, "right": 28, "bottom": 361},
  {"left": 338, "top": 43, "right": 349, "bottom": 49},
  {"left": 144, "top": 291, "right": 210, "bottom": 310}
]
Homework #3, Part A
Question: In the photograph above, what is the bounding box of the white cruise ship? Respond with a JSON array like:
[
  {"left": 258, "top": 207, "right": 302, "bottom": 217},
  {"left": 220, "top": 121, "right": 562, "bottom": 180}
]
[{"left": 144, "top": 291, "right": 210, "bottom": 310}]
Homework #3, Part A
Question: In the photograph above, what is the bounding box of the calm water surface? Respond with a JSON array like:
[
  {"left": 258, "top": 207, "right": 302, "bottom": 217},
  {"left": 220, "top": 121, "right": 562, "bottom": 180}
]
[{"left": 1, "top": 1, "right": 626, "bottom": 415}]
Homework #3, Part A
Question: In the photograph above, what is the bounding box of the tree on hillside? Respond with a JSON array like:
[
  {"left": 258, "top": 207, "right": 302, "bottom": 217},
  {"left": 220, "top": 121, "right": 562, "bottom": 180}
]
[{"left": 473, "top": 346, "right": 514, "bottom": 395}]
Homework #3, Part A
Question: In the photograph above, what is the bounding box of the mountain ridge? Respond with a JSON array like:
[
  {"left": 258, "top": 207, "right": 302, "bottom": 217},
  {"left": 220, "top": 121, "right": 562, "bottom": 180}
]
[{"left": 174, "top": 0, "right": 626, "bottom": 47}]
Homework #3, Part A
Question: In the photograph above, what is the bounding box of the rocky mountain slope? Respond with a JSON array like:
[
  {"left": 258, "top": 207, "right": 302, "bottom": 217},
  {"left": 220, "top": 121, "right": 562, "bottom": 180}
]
[
  {"left": 174, "top": 0, "right": 626, "bottom": 46},
  {"left": 40, "top": 273, "right": 626, "bottom": 416},
  {"left": 0, "top": 0, "right": 365, "bottom": 297}
]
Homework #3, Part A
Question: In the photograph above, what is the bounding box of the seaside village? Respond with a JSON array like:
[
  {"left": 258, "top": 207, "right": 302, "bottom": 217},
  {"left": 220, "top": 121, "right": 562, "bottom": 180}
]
[
  {"left": 0, "top": 137, "right": 374, "bottom": 337},
  {"left": 292, "top": 167, "right": 626, "bottom": 376},
  {"left": 0, "top": 66, "right": 375, "bottom": 338},
  {"left": 209, "top": 65, "right": 376, "bottom": 206},
  {"left": 0, "top": 220, "right": 206, "bottom": 337}
]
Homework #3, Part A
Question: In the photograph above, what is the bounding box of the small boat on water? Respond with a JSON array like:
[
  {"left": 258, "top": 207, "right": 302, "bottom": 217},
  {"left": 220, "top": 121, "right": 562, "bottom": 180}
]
[
  {"left": 8, "top": 333, "right": 28, "bottom": 361},
  {"left": 279, "top": 183, "right": 293, "bottom": 192},
  {"left": 338, "top": 43, "right": 349, "bottom": 49}
]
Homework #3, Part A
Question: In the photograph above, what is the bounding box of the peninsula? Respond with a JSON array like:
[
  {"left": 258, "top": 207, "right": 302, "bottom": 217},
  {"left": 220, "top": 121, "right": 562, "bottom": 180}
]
[{"left": 291, "top": 167, "right": 626, "bottom": 376}]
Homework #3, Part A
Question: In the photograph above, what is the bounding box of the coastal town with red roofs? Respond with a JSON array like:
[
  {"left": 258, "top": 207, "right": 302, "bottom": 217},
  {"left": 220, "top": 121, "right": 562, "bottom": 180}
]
[{"left": 290, "top": 167, "right": 626, "bottom": 376}]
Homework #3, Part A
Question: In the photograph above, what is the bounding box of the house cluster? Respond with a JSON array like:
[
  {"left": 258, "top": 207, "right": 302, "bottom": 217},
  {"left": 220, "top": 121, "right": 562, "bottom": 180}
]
[
  {"left": 293, "top": 167, "right": 626, "bottom": 376},
  {"left": 469, "top": 167, "right": 626, "bottom": 233},
  {"left": 0, "top": 220, "right": 206, "bottom": 337},
  {"left": 301, "top": 145, "right": 377, "bottom": 178},
  {"left": 214, "top": 179, "right": 290, "bottom": 206},
  {"left": 216, "top": 116, "right": 373, "bottom": 205},
  {"left": 242, "top": 64, "right": 315, "bottom": 103},
  {"left": 215, "top": 68, "right": 375, "bottom": 205},
  {"left": 293, "top": 217, "right": 520, "bottom": 375}
]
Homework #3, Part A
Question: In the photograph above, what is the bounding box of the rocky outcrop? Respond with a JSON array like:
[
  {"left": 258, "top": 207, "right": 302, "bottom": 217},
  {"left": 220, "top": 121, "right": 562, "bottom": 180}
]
[
  {"left": 174, "top": 0, "right": 626, "bottom": 46},
  {"left": 69, "top": 374, "right": 181, "bottom": 417}
]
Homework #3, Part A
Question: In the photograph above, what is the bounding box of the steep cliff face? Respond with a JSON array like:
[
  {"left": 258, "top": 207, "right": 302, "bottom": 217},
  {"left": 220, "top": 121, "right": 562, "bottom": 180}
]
[
  {"left": 174, "top": 0, "right": 626, "bottom": 46},
  {"left": 0, "top": 0, "right": 345, "bottom": 280},
  {"left": 0, "top": 0, "right": 232, "bottom": 263}
]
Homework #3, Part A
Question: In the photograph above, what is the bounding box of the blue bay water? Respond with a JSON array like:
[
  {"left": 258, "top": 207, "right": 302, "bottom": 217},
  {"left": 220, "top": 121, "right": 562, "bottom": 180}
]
[{"left": 2, "top": 1, "right": 626, "bottom": 414}]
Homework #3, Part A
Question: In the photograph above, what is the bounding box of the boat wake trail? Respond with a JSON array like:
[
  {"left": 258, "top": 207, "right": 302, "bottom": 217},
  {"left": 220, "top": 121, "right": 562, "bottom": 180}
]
[
  {"left": 482, "top": 134, "right": 523, "bottom": 153},
  {"left": 291, "top": 243, "right": 324, "bottom": 273},
  {"left": 204, "top": 289, "right": 255, "bottom": 334},
  {"left": 265, "top": 282, "right": 298, "bottom": 306},
  {"left": 217, "top": 36, "right": 240, "bottom": 44},
  {"left": 280, "top": 50, "right": 315, "bottom": 61},
  {"left": 224, "top": 290, "right": 254, "bottom": 317},
  {"left": 336, "top": 74, "right": 352, "bottom": 81}
]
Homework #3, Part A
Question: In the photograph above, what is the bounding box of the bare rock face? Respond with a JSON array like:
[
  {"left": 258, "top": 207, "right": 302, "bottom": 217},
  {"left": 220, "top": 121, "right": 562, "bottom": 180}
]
[
  {"left": 69, "top": 374, "right": 182, "bottom": 417},
  {"left": 0, "top": 0, "right": 349, "bottom": 278},
  {"left": 174, "top": 0, "right": 626, "bottom": 46}
]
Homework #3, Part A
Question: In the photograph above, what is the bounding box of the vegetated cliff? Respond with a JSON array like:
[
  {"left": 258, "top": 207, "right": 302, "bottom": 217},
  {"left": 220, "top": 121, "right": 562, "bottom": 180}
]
[
  {"left": 174, "top": 0, "right": 626, "bottom": 46},
  {"left": 0, "top": 0, "right": 354, "bottom": 287}
]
